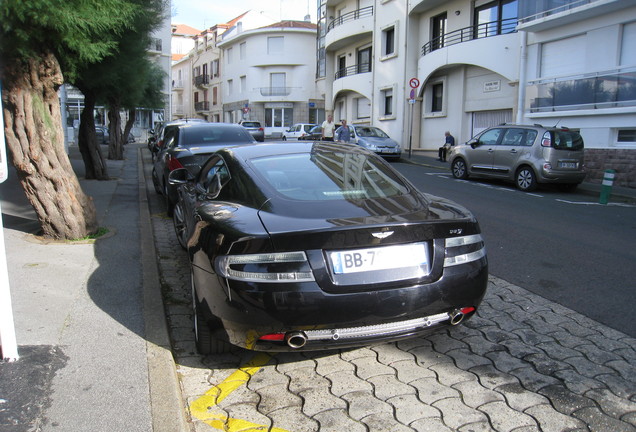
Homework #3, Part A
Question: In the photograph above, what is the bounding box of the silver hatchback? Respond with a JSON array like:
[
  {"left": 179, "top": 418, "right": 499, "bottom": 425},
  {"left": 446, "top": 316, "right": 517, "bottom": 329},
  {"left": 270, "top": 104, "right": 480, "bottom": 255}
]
[{"left": 449, "top": 124, "right": 585, "bottom": 191}]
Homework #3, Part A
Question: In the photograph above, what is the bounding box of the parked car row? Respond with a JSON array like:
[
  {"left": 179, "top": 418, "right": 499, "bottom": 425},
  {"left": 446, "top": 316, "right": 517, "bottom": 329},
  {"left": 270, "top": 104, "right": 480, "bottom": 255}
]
[
  {"left": 95, "top": 125, "right": 135, "bottom": 145},
  {"left": 149, "top": 133, "right": 488, "bottom": 355}
]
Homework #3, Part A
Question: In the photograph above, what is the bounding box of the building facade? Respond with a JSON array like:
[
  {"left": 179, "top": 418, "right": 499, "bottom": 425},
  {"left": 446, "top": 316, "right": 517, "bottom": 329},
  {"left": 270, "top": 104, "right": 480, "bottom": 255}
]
[
  {"left": 218, "top": 20, "right": 324, "bottom": 137},
  {"left": 319, "top": 0, "right": 636, "bottom": 187}
]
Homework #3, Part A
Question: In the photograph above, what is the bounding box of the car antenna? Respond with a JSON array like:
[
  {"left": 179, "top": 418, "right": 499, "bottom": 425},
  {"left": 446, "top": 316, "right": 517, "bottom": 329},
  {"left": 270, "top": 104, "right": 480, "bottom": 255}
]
[{"left": 553, "top": 119, "right": 562, "bottom": 128}]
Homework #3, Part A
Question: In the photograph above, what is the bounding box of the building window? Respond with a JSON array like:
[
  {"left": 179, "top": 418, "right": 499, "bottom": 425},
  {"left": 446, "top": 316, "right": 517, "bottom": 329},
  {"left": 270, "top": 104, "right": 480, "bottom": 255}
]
[
  {"left": 357, "top": 46, "right": 372, "bottom": 73},
  {"left": 212, "top": 87, "right": 218, "bottom": 105},
  {"left": 309, "top": 108, "right": 325, "bottom": 125},
  {"left": 240, "top": 75, "right": 246, "bottom": 93},
  {"left": 381, "top": 88, "right": 394, "bottom": 118},
  {"left": 212, "top": 59, "right": 219, "bottom": 78},
  {"left": 355, "top": 98, "right": 371, "bottom": 119},
  {"left": 265, "top": 107, "right": 293, "bottom": 127},
  {"left": 268, "top": 36, "right": 284, "bottom": 54},
  {"left": 382, "top": 26, "right": 395, "bottom": 58},
  {"left": 240, "top": 42, "right": 246, "bottom": 60},
  {"left": 431, "top": 83, "right": 444, "bottom": 112},
  {"left": 227, "top": 79, "right": 233, "bottom": 96},
  {"left": 227, "top": 47, "right": 233, "bottom": 64},
  {"left": 620, "top": 21, "right": 636, "bottom": 66},
  {"left": 431, "top": 13, "right": 447, "bottom": 51},
  {"left": 617, "top": 129, "right": 636, "bottom": 143},
  {"left": 270, "top": 73, "right": 286, "bottom": 95}
]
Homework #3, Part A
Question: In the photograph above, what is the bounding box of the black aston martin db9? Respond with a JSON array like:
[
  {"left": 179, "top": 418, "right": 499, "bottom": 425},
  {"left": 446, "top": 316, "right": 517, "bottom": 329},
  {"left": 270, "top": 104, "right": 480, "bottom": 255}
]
[{"left": 169, "top": 142, "right": 488, "bottom": 353}]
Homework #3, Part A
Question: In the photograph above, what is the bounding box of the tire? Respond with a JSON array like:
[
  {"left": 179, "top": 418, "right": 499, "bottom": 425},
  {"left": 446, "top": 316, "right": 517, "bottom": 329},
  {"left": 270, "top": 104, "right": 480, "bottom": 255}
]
[
  {"left": 173, "top": 200, "right": 187, "bottom": 250},
  {"left": 151, "top": 167, "right": 162, "bottom": 194},
  {"left": 516, "top": 166, "right": 537, "bottom": 192},
  {"left": 191, "top": 272, "right": 230, "bottom": 355},
  {"left": 451, "top": 158, "right": 469, "bottom": 180}
]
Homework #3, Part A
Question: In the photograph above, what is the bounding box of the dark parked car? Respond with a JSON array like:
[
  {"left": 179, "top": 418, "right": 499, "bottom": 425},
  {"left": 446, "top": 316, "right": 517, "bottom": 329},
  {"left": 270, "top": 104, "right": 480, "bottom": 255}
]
[
  {"left": 238, "top": 120, "right": 265, "bottom": 142},
  {"left": 169, "top": 142, "right": 488, "bottom": 354},
  {"left": 152, "top": 122, "right": 255, "bottom": 215},
  {"left": 149, "top": 118, "right": 207, "bottom": 158}
]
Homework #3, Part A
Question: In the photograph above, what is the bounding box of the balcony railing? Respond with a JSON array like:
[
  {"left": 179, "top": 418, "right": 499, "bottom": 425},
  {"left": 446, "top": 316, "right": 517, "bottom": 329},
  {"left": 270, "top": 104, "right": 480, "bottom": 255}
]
[
  {"left": 528, "top": 68, "right": 636, "bottom": 112},
  {"left": 335, "top": 63, "right": 372, "bottom": 80},
  {"left": 421, "top": 18, "right": 517, "bottom": 56},
  {"left": 194, "top": 101, "right": 210, "bottom": 111},
  {"left": 327, "top": 6, "right": 373, "bottom": 32},
  {"left": 519, "top": 0, "right": 599, "bottom": 25},
  {"left": 259, "top": 87, "right": 293, "bottom": 96},
  {"left": 194, "top": 74, "right": 209, "bottom": 87}
]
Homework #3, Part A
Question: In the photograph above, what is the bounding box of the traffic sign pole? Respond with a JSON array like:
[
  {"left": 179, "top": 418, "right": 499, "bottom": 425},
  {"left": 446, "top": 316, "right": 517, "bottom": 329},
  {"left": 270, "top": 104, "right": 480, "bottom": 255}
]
[{"left": 0, "top": 82, "right": 19, "bottom": 362}]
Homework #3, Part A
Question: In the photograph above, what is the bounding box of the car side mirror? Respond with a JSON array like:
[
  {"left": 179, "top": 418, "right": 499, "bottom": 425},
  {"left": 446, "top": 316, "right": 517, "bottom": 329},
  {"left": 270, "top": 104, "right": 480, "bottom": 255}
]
[
  {"left": 468, "top": 139, "right": 480, "bottom": 149},
  {"left": 149, "top": 129, "right": 155, "bottom": 135},
  {"left": 168, "top": 168, "right": 193, "bottom": 185}
]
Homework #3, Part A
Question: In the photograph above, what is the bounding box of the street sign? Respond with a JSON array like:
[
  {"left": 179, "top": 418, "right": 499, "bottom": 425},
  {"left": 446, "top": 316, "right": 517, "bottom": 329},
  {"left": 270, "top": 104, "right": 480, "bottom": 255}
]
[{"left": 409, "top": 78, "right": 420, "bottom": 89}]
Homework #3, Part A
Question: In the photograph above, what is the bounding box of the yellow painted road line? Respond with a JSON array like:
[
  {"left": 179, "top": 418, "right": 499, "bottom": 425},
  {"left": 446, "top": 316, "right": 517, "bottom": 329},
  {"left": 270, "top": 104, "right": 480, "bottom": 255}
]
[{"left": 190, "top": 352, "right": 291, "bottom": 431}]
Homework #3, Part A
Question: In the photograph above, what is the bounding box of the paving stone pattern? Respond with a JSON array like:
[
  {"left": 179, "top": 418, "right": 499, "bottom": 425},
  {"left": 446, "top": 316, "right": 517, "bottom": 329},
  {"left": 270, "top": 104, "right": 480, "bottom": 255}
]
[{"left": 145, "top": 159, "right": 636, "bottom": 432}]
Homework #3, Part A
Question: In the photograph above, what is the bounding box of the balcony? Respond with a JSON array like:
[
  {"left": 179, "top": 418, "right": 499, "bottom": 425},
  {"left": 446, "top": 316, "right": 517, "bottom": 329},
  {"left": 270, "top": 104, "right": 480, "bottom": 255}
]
[
  {"left": 259, "top": 87, "right": 293, "bottom": 97},
  {"left": 194, "top": 101, "right": 210, "bottom": 112},
  {"left": 518, "top": 0, "right": 633, "bottom": 32},
  {"left": 335, "top": 63, "right": 372, "bottom": 80},
  {"left": 528, "top": 67, "right": 636, "bottom": 113},
  {"left": 172, "top": 80, "right": 184, "bottom": 92},
  {"left": 325, "top": 6, "right": 373, "bottom": 51},
  {"left": 327, "top": 6, "right": 373, "bottom": 31},
  {"left": 194, "top": 74, "right": 209, "bottom": 87},
  {"left": 422, "top": 18, "right": 517, "bottom": 56},
  {"left": 148, "top": 37, "right": 162, "bottom": 53}
]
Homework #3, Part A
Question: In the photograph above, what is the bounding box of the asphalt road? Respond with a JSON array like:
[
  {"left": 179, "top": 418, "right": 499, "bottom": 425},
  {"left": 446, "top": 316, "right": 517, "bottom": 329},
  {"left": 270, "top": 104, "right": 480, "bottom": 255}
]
[{"left": 393, "top": 162, "right": 636, "bottom": 338}]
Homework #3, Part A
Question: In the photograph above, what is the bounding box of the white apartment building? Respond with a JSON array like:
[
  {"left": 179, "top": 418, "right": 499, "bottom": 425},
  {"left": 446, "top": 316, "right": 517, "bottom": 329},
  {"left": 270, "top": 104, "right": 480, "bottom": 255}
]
[
  {"left": 218, "top": 20, "right": 323, "bottom": 137},
  {"left": 319, "top": 0, "right": 636, "bottom": 186}
]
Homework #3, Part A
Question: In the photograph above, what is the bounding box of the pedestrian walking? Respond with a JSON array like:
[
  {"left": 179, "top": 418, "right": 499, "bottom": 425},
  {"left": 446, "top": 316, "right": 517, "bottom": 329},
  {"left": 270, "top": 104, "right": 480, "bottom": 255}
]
[
  {"left": 335, "top": 120, "right": 351, "bottom": 143},
  {"left": 321, "top": 115, "right": 335, "bottom": 141},
  {"left": 438, "top": 131, "right": 455, "bottom": 162}
]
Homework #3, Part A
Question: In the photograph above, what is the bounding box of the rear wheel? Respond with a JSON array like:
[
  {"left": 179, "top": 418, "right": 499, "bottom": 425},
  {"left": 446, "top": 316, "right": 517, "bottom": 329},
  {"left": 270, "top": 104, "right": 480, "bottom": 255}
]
[
  {"left": 451, "top": 158, "right": 469, "bottom": 180},
  {"left": 191, "top": 272, "right": 231, "bottom": 355},
  {"left": 173, "top": 200, "right": 187, "bottom": 250},
  {"left": 151, "top": 167, "right": 162, "bottom": 194},
  {"left": 516, "top": 166, "right": 537, "bottom": 191}
]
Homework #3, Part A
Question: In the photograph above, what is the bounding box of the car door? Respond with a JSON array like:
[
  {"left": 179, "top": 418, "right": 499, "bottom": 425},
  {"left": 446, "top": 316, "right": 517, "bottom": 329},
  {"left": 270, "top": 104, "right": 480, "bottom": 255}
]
[
  {"left": 492, "top": 128, "right": 536, "bottom": 177},
  {"left": 468, "top": 128, "right": 502, "bottom": 174}
]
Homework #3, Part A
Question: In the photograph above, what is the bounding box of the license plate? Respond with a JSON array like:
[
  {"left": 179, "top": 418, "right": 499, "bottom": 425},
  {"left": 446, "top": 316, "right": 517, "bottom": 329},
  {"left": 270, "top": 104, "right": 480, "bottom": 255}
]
[
  {"left": 558, "top": 161, "right": 578, "bottom": 169},
  {"left": 329, "top": 243, "right": 428, "bottom": 275}
]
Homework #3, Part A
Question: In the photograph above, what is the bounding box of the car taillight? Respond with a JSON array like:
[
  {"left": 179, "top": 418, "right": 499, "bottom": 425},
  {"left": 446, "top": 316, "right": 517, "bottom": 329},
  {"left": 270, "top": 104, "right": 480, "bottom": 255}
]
[
  {"left": 167, "top": 155, "right": 184, "bottom": 171},
  {"left": 216, "top": 251, "right": 315, "bottom": 282},
  {"left": 444, "top": 234, "right": 486, "bottom": 267},
  {"left": 258, "top": 127, "right": 264, "bottom": 131},
  {"left": 541, "top": 131, "right": 552, "bottom": 147}
]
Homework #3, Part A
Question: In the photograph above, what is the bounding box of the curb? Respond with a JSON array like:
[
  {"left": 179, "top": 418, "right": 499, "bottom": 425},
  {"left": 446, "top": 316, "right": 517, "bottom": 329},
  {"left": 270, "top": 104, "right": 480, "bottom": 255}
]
[{"left": 138, "top": 148, "right": 190, "bottom": 432}]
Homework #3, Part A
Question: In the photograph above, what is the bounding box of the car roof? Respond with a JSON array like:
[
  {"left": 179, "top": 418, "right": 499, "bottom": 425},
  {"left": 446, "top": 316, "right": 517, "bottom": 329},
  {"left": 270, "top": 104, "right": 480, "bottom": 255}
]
[{"left": 219, "top": 141, "right": 370, "bottom": 160}]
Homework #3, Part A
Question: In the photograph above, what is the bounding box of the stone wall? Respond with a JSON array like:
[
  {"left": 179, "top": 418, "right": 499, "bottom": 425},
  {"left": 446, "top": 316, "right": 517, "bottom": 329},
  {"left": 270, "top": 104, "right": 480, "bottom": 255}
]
[{"left": 584, "top": 149, "right": 636, "bottom": 188}]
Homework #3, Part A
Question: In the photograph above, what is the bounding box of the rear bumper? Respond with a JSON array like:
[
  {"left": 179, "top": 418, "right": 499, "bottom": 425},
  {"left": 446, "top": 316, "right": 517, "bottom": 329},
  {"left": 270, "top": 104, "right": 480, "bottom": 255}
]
[
  {"left": 197, "top": 259, "right": 488, "bottom": 351},
  {"left": 539, "top": 168, "right": 586, "bottom": 184}
]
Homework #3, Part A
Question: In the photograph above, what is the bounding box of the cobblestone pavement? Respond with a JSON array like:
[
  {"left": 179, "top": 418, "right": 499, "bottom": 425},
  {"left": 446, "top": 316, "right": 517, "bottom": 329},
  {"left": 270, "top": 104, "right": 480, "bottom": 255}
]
[{"left": 143, "top": 152, "right": 636, "bottom": 432}]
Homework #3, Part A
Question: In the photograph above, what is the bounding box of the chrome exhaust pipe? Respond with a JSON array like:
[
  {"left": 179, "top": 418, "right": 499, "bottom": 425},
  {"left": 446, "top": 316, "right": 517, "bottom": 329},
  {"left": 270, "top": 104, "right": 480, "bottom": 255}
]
[
  {"left": 285, "top": 331, "right": 308, "bottom": 349},
  {"left": 449, "top": 309, "right": 464, "bottom": 326}
]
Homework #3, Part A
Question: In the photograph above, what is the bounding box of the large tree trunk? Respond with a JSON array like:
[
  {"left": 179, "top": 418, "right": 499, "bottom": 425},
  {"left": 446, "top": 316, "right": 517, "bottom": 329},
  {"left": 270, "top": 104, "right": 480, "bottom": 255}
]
[
  {"left": 1, "top": 52, "right": 98, "bottom": 239},
  {"left": 107, "top": 103, "right": 124, "bottom": 160},
  {"left": 123, "top": 107, "right": 135, "bottom": 145},
  {"left": 77, "top": 93, "right": 109, "bottom": 180}
]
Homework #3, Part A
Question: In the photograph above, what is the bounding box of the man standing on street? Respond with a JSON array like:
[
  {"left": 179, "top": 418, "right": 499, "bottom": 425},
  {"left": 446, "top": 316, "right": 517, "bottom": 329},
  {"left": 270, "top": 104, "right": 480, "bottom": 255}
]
[
  {"left": 335, "top": 120, "right": 351, "bottom": 143},
  {"left": 438, "top": 131, "right": 455, "bottom": 162},
  {"left": 321, "top": 115, "right": 335, "bottom": 141}
]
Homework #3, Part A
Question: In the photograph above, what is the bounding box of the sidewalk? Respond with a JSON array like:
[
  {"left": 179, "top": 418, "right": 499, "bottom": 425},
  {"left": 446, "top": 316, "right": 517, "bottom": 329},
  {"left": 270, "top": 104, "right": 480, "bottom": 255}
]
[
  {"left": 0, "top": 144, "right": 187, "bottom": 432},
  {"left": 401, "top": 149, "right": 636, "bottom": 203}
]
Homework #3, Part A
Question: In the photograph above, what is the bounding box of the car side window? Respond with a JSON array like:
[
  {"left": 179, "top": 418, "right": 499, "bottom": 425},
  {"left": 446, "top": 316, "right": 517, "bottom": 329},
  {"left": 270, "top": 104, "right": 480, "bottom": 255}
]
[
  {"left": 501, "top": 128, "right": 526, "bottom": 146},
  {"left": 479, "top": 128, "right": 502, "bottom": 146}
]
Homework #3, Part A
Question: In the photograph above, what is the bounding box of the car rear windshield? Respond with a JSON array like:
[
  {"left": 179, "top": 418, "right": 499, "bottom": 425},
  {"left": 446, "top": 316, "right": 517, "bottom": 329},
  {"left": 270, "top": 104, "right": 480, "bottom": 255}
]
[
  {"left": 551, "top": 130, "right": 584, "bottom": 150},
  {"left": 182, "top": 126, "right": 253, "bottom": 144},
  {"left": 250, "top": 151, "right": 408, "bottom": 201},
  {"left": 241, "top": 122, "right": 261, "bottom": 128}
]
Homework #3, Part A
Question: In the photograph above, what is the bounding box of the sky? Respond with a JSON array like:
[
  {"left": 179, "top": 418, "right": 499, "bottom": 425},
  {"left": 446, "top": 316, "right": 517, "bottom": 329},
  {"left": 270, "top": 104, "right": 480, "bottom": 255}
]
[{"left": 171, "top": 0, "right": 316, "bottom": 31}]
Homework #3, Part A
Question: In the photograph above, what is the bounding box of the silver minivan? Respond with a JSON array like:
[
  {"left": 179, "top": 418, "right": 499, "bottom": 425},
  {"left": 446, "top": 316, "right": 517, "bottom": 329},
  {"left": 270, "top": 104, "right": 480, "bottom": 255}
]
[{"left": 449, "top": 124, "right": 585, "bottom": 191}]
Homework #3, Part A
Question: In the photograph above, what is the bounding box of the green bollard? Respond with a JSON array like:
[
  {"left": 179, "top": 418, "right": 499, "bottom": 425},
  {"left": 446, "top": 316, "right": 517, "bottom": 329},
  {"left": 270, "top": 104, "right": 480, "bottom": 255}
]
[{"left": 599, "top": 169, "right": 616, "bottom": 205}]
